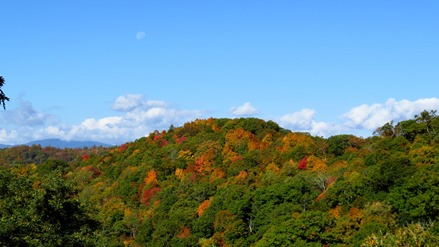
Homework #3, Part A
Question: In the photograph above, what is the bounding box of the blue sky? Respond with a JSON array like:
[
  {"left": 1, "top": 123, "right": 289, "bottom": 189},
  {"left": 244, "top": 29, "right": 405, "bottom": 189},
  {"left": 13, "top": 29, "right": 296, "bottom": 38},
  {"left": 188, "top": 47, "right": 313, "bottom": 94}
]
[{"left": 1, "top": 1, "right": 439, "bottom": 145}]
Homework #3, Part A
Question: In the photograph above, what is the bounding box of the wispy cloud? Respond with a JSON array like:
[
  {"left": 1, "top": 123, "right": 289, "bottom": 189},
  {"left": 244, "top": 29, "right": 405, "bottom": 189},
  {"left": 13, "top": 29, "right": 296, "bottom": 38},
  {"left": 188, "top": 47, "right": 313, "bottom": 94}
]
[
  {"left": 0, "top": 100, "right": 53, "bottom": 126},
  {"left": 0, "top": 99, "right": 54, "bottom": 144},
  {"left": 113, "top": 94, "right": 167, "bottom": 112},
  {"left": 231, "top": 102, "right": 258, "bottom": 116}
]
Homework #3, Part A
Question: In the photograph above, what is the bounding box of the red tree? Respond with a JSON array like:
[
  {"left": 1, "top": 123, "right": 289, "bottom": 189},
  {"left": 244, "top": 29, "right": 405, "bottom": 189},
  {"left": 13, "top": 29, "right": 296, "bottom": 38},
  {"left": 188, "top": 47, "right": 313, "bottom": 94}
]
[
  {"left": 298, "top": 156, "right": 308, "bottom": 170},
  {"left": 141, "top": 187, "right": 161, "bottom": 206}
]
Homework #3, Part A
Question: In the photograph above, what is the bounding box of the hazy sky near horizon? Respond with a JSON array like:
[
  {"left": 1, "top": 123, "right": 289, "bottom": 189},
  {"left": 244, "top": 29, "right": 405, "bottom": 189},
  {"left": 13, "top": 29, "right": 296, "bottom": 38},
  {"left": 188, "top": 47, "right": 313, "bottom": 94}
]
[{"left": 1, "top": 1, "right": 439, "bottom": 145}]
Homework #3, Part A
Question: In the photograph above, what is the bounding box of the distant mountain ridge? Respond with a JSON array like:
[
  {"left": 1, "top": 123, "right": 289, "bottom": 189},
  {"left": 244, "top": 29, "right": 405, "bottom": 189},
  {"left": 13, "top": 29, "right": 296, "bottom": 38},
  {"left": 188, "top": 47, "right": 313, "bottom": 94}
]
[{"left": 0, "top": 139, "right": 112, "bottom": 149}]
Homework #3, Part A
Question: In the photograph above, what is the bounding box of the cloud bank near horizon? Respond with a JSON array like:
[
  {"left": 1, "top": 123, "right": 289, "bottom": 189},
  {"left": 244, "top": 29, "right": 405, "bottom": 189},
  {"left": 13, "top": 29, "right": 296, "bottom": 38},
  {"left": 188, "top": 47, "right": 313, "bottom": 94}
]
[
  {"left": 1, "top": 96, "right": 439, "bottom": 145},
  {"left": 279, "top": 98, "right": 439, "bottom": 137}
]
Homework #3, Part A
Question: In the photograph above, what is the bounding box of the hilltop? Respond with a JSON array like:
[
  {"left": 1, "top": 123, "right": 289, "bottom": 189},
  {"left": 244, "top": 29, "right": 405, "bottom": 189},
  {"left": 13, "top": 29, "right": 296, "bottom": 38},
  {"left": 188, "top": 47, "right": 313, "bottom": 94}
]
[{"left": 1, "top": 112, "right": 439, "bottom": 246}]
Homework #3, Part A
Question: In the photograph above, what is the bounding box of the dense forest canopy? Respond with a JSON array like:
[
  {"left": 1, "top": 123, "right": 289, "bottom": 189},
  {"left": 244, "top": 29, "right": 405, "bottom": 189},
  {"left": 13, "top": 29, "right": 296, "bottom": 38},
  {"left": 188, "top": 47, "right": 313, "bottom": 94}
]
[{"left": 1, "top": 111, "right": 439, "bottom": 246}]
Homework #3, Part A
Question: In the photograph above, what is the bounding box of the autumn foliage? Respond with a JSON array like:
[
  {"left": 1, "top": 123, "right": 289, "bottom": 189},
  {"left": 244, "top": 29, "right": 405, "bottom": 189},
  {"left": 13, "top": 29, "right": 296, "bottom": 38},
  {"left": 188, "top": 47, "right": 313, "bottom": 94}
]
[
  {"left": 141, "top": 187, "right": 161, "bottom": 206},
  {"left": 298, "top": 156, "right": 308, "bottom": 170},
  {"left": 2, "top": 114, "right": 439, "bottom": 246},
  {"left": 177, "top": 227, "right": 191, "bottom": 239},
  {"left": 144, "top": 170, "right": 157, "bottom": 185},
  {"left": 197, "top": 198, "right": 213, "bottom": 217}
]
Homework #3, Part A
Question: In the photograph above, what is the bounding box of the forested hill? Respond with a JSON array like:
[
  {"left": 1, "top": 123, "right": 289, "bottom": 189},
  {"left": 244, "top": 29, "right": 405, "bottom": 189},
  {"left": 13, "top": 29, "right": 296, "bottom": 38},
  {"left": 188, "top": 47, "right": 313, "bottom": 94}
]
[{"left": 1, "top": 111, "right": 439, "bottom": 246}]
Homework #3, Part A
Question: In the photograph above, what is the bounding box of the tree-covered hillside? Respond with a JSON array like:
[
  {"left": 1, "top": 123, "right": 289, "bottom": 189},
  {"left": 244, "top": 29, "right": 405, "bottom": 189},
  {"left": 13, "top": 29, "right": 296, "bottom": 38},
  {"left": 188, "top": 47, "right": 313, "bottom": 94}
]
[{"left": 2, "top": 111, "right": 439, "bottom": 246}]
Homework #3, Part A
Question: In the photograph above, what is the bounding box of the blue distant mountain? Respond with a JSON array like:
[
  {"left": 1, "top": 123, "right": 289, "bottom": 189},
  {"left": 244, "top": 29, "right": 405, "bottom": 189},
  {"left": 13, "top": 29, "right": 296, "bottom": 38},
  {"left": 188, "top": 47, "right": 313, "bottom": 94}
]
[
  {"left": 0, "top": 144, "right": 12, "bottom": 149},
  {"left": 0, "top": 139, "right": 113, "bottom": 149},
  {"left": 25, "top": 139, "right": 113, "bottom": 148}
]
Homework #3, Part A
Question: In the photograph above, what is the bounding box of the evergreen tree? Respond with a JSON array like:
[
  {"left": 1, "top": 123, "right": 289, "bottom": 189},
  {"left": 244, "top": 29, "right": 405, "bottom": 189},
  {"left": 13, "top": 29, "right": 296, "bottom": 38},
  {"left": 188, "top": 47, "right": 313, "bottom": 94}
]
[{"left": 0, "top": 76, "right": 9, "bottom": 110}]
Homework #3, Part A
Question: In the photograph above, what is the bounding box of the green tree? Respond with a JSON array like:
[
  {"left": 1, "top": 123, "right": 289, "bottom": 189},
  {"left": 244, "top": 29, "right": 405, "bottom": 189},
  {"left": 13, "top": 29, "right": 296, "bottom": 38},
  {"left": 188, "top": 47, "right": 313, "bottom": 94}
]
[
  {"left": 373, "top": 121, "right": 395, "bottom": 137},
  {"left": 388, "top": 168, "right": 439, "bottom": 224},
  {"left": 327, "top": 134, "right": 364, "bottom": 157},
  {"left": 255, "top": 211, "right": 336, "bottom": 246},
  {"left": 361, "top": 223, "right": 439, "bottom": 247},
  {"left": 415, "top": 110, "right": 437, "bottom": 135},
  {"left": 0, "top": 167, "right": 99, "bottom": 246},
  {"left": 0, "top": 76, "right": 9, "bottom": 110},
  {"left": 373, "top": 156, "right": 414, "bottom": 191}
]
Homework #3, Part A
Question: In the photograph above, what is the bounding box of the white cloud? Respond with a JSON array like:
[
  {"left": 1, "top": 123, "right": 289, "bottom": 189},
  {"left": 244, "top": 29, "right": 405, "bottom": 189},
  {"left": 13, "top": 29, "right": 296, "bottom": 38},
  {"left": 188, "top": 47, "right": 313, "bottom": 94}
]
[
  {"left": 113, "top": 94, "right": 145, "bottom": 111},
  {"left": 310, "top": 122, "right": 349, "bottom": 137},
  {"left": 113, "top": 94, "right": 167, "bottom": 112},
  {"left": 59, "top": 105, "right": 202, "bottom": 144},
  {"left": 3, "top": 96, "right": 439, "bottom": 145},
  {"left": 57, "top": 100, "right": 202, "bottom": 144},
  {"left": 44, "top": 126, "right": 67, "bottom": 137},
  {"left": 136, "top": 31, "right": 146, "bottom": 40},
  {"left": 0, "top": 100, "right": 60, "bottom": 144},
  {"left": 231, "top": 102, "right": 258, "bottom": 116},
  {"left": 343, "top": 98, "right": 439, "bottom": 130},
  {"left": 0, "top": 94, "right": 204, "bottom": 145},
  {"left": 46, "top": 96, "right": 202, "bottom": 144},
  {"left": 280, "top": 109, "right": 316, "bottom": 130},
  {"left": 0, "top": 129, "right": 18, "bottom": 144},
  {"left": 279, "top": 109, "right": 347, "bottom": 137},
  {"left": 278, "top": 98, "right": 439, "bottom": 138}
]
